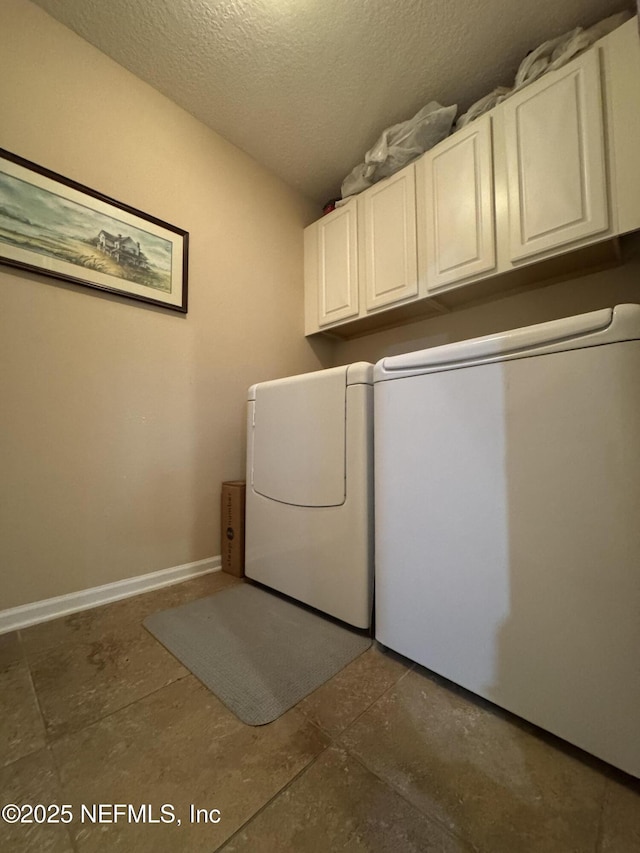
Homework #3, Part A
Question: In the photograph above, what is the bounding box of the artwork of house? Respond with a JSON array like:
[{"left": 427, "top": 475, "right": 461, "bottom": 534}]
[{"left": 97, "top": 229, "right": 148, "bottom": 268}]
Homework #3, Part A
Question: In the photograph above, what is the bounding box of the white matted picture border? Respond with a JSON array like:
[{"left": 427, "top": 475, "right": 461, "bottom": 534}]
[{"left": 0, "top": 148, "right": 188, "bottom": 313}]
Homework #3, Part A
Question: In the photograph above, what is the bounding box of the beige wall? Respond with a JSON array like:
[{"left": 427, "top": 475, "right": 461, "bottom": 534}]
[
  {"left": 3, "top": 2, "right": 640, "bottom": 613},
  {"left": 334, "top": 236, "right": 640, "bottom": 365},
  {"left": 0, "top": 0, "right": 334, "bottom": 610}
]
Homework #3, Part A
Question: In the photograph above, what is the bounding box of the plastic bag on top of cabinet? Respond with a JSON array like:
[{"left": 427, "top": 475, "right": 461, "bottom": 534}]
[
  {"left": 455, "top": 10, "right": 631, "bottom": 131},
  {"left": 341, "top": 101, "right": 457, "bottom": 199},
  {"left": 512, "top": 11, "right": 631, "bottom": 92},
  {"left": 456, "top": 87, "right": 511, "bottom": 129}
]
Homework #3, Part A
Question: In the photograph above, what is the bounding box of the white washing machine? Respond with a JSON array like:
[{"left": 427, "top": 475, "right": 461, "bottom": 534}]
[
  {"left": 374, "top": 304, "right": 640, "bottom": 777},
  {"left": 245, "top": 363, "right": 373, "bottom": 628}
]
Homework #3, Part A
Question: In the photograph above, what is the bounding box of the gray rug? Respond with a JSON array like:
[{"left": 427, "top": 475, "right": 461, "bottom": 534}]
[{"left": 144, "top": 583, "right": 371, "bottom": 725}]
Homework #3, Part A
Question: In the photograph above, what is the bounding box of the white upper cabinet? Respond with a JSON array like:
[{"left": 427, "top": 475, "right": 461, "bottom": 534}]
[
  {"left": 417, "top": 114, "right": 496, "bottom": 291},
  {"left": 304, "top": 17, "right": 640, "bottom": 338},
  {"left": 503, "top": 49, "right": 608, "bottom": 262},
  {"left": 359, "top": 163, "right": 419, "bottom": 311},
  {"left": 313, "top": 198, "right": 359, "bottom": 327}
]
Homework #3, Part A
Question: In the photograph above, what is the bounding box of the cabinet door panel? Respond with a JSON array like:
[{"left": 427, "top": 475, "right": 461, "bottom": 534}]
[
  {"left": 504, "top": 49, "right": 608, "bottom": 261},
  {"left": 421, "top": 114, "right": 496, "bottom": 290},
  {"left": 362, "top": 165, "right": 418, "bottom": 311},
  {"left": 317, "top": 200, "right": 358, "bottom": 326}
]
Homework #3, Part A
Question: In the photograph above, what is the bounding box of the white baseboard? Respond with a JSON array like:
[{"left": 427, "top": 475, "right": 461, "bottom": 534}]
[{"left": 0, "top": 556, "right": 222, "bottom": 635}]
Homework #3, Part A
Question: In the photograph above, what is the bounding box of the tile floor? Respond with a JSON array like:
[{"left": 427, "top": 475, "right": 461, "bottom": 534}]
[{"left": 1, "top": 571, "right": 639, "bottom": 853}]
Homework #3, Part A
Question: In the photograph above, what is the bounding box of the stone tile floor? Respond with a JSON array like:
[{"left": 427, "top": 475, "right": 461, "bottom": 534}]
[{"left": 1, "top": 572, "right": 639, "bottom": 852}]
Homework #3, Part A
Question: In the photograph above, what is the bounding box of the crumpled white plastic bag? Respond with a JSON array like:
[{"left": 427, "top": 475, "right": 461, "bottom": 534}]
[
  {"left": 457, "top": 87, "right": 511, "bottom": 129},
  {"left": 341, "top": 101, "right": 457, "bottom": 199},
  {"left": 512, "top": 11, "right": 631, "bottom": 93},
  {"left": 455, "top": 10, "right": 631, "bottom": 131}
]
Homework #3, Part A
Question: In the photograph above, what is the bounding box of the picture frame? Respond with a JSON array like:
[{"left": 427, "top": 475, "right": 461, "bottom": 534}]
[{"left": 0, "top": 148, "right": 188, "bottom": 313}]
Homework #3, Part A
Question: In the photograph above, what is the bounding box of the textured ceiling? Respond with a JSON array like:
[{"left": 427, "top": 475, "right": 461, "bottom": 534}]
[{"left": 31, "top": 0, "right": 631, "bottom": 205}]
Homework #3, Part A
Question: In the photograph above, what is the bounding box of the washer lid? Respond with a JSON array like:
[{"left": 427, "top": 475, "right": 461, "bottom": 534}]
[
  {"left": 375, "top": 304, "right": 640, "bottom": 380},
  {"left": 251, "top": 366, "right": 347, "bottom": 507}
]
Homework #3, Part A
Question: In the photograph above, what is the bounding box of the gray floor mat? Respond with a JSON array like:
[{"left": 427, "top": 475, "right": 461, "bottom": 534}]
[{"left": 144, "top": 583, "right": 371, "bottom": 725}]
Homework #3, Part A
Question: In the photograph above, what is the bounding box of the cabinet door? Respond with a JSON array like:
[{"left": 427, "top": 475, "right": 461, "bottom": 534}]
[
  {"left": 419, "top": 114, "right": 496, "bottom": 290},
  {"left": 361, "top": 164, "right": 418, "bottom": 311},
  {"left": 317, "top": 200, "right": 359, "bottom": 327},
  {"left": 503, "top": 49, "right": 608, "bottom": 262}
]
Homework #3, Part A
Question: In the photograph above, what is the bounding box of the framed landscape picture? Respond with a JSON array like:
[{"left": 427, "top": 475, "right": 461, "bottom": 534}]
[{"left": 0, "top": 148, "right": 188, "bottom": 313}]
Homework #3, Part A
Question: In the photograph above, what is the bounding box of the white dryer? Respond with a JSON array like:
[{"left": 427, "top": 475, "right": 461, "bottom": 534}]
[{"left": 245, "top": 363, "right": 373, "bottom": 628}]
